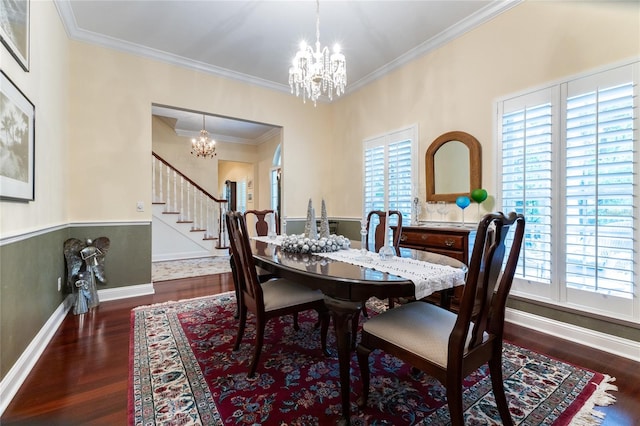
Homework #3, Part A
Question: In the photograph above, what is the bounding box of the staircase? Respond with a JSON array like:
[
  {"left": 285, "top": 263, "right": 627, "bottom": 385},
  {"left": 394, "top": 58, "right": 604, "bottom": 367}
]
[{"left": 152, "top": 152, "right": 229, "bottom": 261}]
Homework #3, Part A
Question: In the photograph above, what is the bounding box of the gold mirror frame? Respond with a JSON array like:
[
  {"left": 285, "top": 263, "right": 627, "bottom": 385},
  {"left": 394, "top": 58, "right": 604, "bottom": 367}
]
[{"left": 425, "top": 131, "right": 482, "bottom": 202}]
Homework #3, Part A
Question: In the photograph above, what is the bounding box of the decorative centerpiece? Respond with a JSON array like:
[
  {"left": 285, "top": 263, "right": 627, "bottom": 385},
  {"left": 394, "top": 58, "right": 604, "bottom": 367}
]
[{"left": 282, "top": 199, "right": 350, "bottom": 254}]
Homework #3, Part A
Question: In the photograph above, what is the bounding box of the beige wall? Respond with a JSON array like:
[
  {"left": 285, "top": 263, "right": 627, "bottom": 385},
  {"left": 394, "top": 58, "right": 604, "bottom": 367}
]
[
  {"left": 256, "top": 133, "right": 281, "bottom": 211},
  {"left": 67, "top": 41, "right": 332, "bottom": 223},
  {"left": 3, "top": 0, "right": 638, "bottom": 240},
  {"left": 152, "top": 116, "right": 220, "bottom": 196},
  {"left": 0, "top": 1, "right": 69, "bottom": 237},
  {"left": 328, "top": 1, "right": 640, "bottom": 221}
]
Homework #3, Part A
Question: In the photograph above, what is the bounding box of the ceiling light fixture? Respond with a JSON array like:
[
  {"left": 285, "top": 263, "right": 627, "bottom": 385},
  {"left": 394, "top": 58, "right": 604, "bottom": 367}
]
[
  {"left": 191, "top": 115, "right": 216, "bottom": 158},
  {"left": 289, "top": 0, "right": 346, "bottom": 106}
]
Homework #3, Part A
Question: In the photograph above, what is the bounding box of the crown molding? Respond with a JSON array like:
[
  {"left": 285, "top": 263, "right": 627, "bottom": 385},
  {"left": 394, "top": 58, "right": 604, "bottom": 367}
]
[
  {"left": 53, "top": 1, "right": 290, "bottom": 94},
  {"left": 54, "top": 0, "right": 521, "bottom": 100}
]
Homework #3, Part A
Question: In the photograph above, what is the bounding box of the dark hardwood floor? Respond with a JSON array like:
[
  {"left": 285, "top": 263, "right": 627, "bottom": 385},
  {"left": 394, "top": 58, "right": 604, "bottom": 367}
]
[{"left": 2, "top": 273, "right": 638, "bottom": 425}]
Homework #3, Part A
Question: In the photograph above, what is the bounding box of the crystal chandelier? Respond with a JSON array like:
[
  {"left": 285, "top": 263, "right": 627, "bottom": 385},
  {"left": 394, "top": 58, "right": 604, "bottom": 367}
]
[
  {"left": 289, "top": 0, "right": 346, "bottom": 106},
  {"left": 191, "top": 115, "right": 216, "bottom": 158}
]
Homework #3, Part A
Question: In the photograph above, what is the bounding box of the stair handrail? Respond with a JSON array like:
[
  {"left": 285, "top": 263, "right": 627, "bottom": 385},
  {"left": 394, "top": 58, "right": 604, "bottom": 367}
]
[
  {"left": 152, "top": 151, "right": 228, "bottom": 248},
  {"left": 152, "top": 152, "right": 226, "bottom": 203}
]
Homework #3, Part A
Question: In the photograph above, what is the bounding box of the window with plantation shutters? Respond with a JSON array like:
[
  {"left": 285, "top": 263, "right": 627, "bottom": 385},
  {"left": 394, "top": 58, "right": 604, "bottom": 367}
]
[
  {"left": 497, "top": 61, "right": 638, "bottom": 322},
  {"left": 565, "top": 74, "right": 635, "bottom": 299},
  {"left": 363, "top": 126, "right": 418, "bottom": 228}
]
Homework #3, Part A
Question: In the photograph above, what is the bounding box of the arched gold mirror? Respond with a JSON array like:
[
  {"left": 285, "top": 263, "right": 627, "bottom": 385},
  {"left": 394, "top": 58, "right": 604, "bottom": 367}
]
[{"left": 425, "top": 131, "right": 481, "bottom": 202}]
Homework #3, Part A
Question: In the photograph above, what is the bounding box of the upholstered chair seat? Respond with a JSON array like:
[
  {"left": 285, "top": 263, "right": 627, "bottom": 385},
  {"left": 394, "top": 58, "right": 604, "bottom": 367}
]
[
  {"left": 362, "top": 301, "right": 487, "bottom": 369},
  {"left": 262, "top": 279, "right": 325, "bottom": 311}
]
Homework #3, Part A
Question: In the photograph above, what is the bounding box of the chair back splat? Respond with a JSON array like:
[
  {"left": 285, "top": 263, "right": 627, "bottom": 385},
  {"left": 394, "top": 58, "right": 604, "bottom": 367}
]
[
  {"left": 244, "top": 209, "right": 279, "bottom": 237},
  {"left": 454, "top": 212, "right": 524, "bottom": 364},
  {"left": 366, "top": 210, "right": 403, "bottom": 256},
  {"left": 357, "top": 212, "right": 525, "bottom": 426}
]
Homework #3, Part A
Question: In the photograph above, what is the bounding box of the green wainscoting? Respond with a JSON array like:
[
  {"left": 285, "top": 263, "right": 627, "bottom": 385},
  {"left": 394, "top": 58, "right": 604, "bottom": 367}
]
[
  {"left": 0, "top": 227, "right": 68, "bottom": 380},
  {"left": 507, "top": 298, "right": 640, "bottom": 342},
  {"left": 0, "top": 222, "right": 151, "bottom": 382},
  {"left": 69, "top": 224, "right": 152, "bottom": 289}
]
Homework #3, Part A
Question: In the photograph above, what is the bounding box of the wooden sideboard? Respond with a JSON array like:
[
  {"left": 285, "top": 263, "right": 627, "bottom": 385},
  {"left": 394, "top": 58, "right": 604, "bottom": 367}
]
[
  {"left": 393, "top": 224, "right": 474, "bottom": 309},
  {"left": 396, "top": 224, "right": 472, "bottom": 264}
]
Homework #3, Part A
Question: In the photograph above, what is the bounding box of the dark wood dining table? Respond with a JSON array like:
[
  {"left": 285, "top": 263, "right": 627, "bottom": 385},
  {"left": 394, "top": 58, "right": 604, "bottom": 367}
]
[{"left": 250, "top": 239, "right": 466, "bottom": 425}]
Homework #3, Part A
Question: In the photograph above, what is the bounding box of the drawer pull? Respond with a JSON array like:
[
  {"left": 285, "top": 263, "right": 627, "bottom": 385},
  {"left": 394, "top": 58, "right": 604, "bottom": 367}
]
[
  {"left": 400, "top": 235, "right": 407, "bottom": 242},
  {"left": 444, "top": 238, "right": 455, "bottom": 247}
]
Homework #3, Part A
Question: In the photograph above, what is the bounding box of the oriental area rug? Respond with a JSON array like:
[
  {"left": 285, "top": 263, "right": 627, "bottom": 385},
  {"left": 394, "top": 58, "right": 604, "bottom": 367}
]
[{"left": 129, "top": 292, "right": 616, "bottom": 425}]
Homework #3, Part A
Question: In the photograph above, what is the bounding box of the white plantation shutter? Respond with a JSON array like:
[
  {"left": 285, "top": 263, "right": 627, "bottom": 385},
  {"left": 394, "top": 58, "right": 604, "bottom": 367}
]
[
  {"left": 501, "top": 89, "right": 554, "bottom": 284},
  {"left": 565, "top": 70, "right": 635, "bottom": 298},
  {"left": 363, "top": 126, "right": 417, "bottom": 227},
  {"left": 364, "top": 143, "right": 385, "bottom": 214},
  {"left": 498, "top": 61, "right": 638, "bottom": 321}
]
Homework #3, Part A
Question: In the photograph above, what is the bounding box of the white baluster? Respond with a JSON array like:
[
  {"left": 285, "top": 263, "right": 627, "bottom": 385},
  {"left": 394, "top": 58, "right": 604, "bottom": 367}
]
[
  {"left": 173, "top": 170, "right": 177, "bottom": 212},
  {"left": 199, "top": 192, "right": 204, "bottom": 230},
  {"left": 193, "top": 188, "right": 198, "bottom": 230},
  {"left": 186, "top": 184, "right": 191, "bottom": 224},
  {"left": 165, "top": 165, "right": 171, "bottom": 212},
  {"left": 152, "top": 157, "right": 156, "bottom": 203},
  {"left": 206, "top": 198, "right": 211, "bottom": 238},
  {"left": 180, "top": 176, "right": 184, "bottom": 221},
  {"left": 157, "top": 161, "right": 163, "bottom": 205}
]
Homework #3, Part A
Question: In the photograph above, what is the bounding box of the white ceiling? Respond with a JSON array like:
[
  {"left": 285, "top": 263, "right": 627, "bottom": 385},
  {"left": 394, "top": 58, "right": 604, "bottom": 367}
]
[{"left": 55, "top": 0, "right": 519, "bottom": 143}]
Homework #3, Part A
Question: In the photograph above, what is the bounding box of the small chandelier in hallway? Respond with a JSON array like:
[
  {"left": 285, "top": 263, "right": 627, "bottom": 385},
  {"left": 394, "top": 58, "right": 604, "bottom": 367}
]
[
  {"left": 191, "top": 115, "right": 216, "bottom": 158},
  {"left": 288, "top": 0, "right": 346, "bottom": 106}
]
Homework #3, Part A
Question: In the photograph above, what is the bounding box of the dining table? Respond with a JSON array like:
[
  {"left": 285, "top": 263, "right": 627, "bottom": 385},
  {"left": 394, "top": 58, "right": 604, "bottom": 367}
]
[{"left": 250, "top": 237, "right": 466, "bottom": 425}]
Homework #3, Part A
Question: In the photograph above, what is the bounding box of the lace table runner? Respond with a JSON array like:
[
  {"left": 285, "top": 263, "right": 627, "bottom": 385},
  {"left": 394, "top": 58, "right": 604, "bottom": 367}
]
[
  {"left": 317, "top": 249, "right": 465, "bottom": 300},
  {"left": 251, "top": 237, "right": 465, "bottom": 300},
  {"left": 252, "top": 235, "right": 285, "bottom": 245}
]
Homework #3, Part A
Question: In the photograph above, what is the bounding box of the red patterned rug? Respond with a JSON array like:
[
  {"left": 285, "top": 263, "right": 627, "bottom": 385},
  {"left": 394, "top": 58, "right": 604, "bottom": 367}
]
[{"left": 129, "top": 292, "right": 616, "bottom": 425}]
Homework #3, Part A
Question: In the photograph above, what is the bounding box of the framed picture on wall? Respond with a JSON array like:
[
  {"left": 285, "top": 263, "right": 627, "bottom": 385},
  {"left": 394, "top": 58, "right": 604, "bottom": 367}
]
[
  {"left": 1, "top": 70, "right": 35, "bottom": 201},
  {"left": 0, "top": 0, "right": 30, "bottom": 71}
]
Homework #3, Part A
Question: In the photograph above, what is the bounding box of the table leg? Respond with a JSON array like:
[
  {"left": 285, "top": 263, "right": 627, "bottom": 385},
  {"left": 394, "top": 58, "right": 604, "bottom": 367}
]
[{"left": 324, "top": 296, "right": 361, "bottom": 426}]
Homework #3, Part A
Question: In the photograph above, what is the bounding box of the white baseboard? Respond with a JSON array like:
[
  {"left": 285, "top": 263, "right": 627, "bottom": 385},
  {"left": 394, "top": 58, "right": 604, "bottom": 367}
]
[
  {"left": 98, "top": 283, "right": 155, "bottom": 301},
  {"left": 0, "top": 295, "right": 73, "bottom": 417},
  {"left": 505, "top": 308, "right": 640, "bottom": 362}
]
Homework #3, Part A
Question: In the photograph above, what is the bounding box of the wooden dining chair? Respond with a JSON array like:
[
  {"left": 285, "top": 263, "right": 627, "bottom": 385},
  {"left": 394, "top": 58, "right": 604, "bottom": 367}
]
[
  {"left": 365, "top": 210, "right": 403, "bottom": 256},
  {"left": 244, "top": 209, "right": 280, "bottom": 237},
  {"left": 228, "top": 209, "right": 279, "bottom": 317},
  {"left": 226, "top": 211, "right": 330, "bottom": 378},
  {"left": 357, "top": 212, "right": 525, "bottom": 426}
]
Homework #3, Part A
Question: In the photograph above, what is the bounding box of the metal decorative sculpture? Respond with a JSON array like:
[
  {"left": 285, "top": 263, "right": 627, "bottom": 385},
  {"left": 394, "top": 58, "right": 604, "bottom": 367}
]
[{"left": 63, "top": 237, "right": 110, "bottom": 314}]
